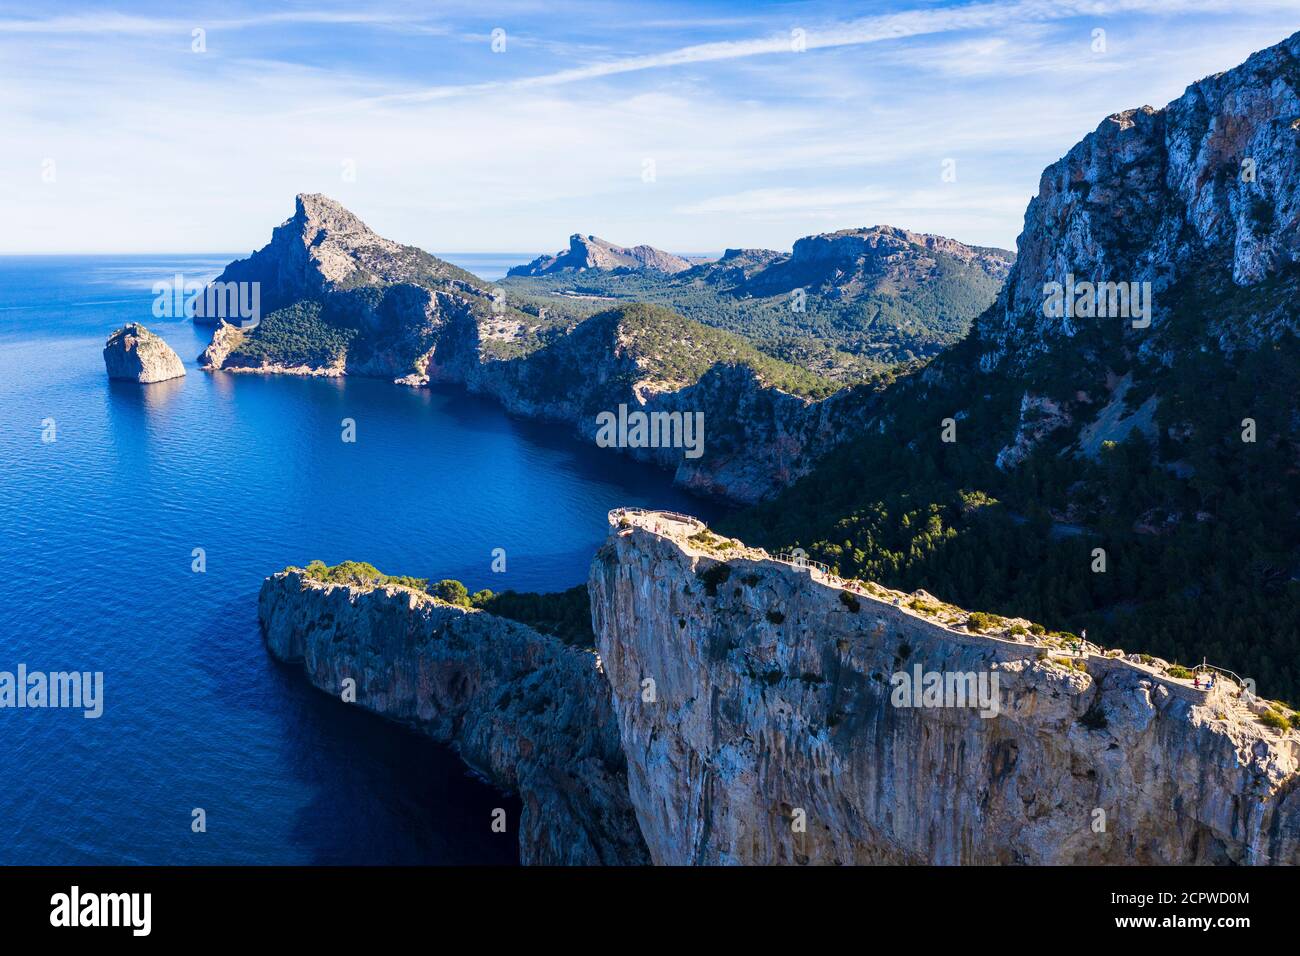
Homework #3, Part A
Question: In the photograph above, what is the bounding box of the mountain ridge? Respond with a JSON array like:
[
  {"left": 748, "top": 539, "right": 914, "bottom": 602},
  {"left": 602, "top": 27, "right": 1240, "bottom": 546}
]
[
  {"left": 507, "top": 234, "right": 694, "bottom": 277},
  {"left": 502, "top": 224, "right": 1014, "bottom": 373}
]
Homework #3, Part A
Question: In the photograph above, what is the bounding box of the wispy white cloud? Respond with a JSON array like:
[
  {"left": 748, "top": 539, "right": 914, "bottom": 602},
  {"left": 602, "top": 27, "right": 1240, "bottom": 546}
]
[
  {"left": 1, "top": 0, "right": 1297, "bottom": 253},
  {"left": 0, "top": 10, "right": 429, "bottom": 34},
  {"left": 315, "top": 0, "right": 1297, "bottom": 110}
]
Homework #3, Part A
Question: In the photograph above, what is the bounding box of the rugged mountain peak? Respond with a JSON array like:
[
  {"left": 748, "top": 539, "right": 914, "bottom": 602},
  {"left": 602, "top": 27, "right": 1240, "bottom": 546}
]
[
  {"left": 269, "top": 193, "right": 408, "bottom": 289},
  {"left": 741, "top": 224, "right": 1013, "bottom": 299},
  {"left": 290, "top": 192, "right": 382, "bottom": 245},
  {"left": 791, "top": 225, "right": 1014, "bottom": 276},
  {"left": 977, "top": 29, "right": 1300, "bottom": 371},
  {"left": 508, "top": 234, "right": 693, "bottom": 276},
  {"left": 197, "top": 195, "right": 486, "bottom": 323}
]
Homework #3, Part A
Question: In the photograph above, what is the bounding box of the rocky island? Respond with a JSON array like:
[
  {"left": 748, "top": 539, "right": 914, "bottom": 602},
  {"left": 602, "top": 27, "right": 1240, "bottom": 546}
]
[{"left": 103, "top": 323, "right": 186, "bottom": 383}]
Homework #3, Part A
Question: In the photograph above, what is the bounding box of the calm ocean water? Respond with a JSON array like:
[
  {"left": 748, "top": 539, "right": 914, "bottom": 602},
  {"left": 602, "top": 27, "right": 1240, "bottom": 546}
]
[
  {"left": 0, "top": 254, "right": 713, "bottom": 864},
  {"left": 438, "top": 253, "right": 534, "bottom": 281}
]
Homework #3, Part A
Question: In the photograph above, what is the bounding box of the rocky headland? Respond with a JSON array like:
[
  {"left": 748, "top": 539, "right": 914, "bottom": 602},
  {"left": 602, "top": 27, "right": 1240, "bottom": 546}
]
[
  {"left": 195, "top": 195, "right": 895, "bottom": 503},
  {"left": 588, "top": 510, "right": 1300, "bottom": 865},
  {"left": 258, "top": 567, "right": 647, "bottom": 865},
  {"left": 260, "top": 510, "right": 1300, "bottom": 866}
]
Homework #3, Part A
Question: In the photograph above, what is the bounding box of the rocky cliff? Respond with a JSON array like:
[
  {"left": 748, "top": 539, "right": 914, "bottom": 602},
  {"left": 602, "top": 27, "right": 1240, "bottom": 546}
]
[
  {"left": 589, "top": 511, "right": 1300, "bottom": 865},
  {"left": 970, "top": 29, "right": 1300, "bottom": 462},
  {"left": 453, "top": 303, "right": 878, "bottom": 503},
  {"left": 507, "top": 234, "right": 694, "bottom": 276},
  {"left": 981, "top": 38, "right": 1300, "bottom": 368},
  {"left": 258, "top": 569, "right": 648, "bottom": 865},
  {"left": 196, "top": 320, "right": 245, "bottom": 370},
  {"left": 103, "top": 323, "right": 186, "bottom": 383}
]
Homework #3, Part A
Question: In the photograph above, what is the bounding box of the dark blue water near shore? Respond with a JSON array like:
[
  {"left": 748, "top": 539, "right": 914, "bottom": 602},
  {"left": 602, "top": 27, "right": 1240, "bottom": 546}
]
[{"left": 0, "top": 255, "right": 715, "bottom": 864}]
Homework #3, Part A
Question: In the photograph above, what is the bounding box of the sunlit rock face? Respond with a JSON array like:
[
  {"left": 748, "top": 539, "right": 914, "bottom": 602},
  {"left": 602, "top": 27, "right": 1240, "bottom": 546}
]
[
  {"left": 978, "top": 31, "right": 1300, "bottom": 371},
  {"left": 507, "top": 234, "right": 694, "bottom": 276},
  {"left": 103, "top": 323, "right": 186, "bottom": 383},
  {"left": 589, "top": 520, "right": 1300, "bottom": 865}
]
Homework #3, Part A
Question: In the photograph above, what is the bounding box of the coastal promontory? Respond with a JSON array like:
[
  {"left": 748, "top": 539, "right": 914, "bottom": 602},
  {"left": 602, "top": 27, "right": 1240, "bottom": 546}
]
[{"left": 258, "top": 564, "right": 648, "bottom": 865}]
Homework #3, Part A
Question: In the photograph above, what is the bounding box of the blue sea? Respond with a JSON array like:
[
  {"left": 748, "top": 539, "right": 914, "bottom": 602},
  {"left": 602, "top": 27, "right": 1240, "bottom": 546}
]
[
  {"left": 0, "top": 254, "right": 713, "bottom": 865},
  {"left": 439, "top": 253, "right": 535, "bottom": 281}
]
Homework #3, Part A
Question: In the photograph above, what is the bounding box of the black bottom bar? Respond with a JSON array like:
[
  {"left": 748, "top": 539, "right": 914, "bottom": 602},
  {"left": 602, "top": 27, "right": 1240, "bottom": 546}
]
[{"left": 0, "top": 865, "right": 1276, "bottom": 941}]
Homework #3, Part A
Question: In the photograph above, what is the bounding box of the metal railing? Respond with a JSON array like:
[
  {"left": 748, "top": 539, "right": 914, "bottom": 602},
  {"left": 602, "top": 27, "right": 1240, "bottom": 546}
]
[
  {"left": 774, "top": 552, "right": 832, "bottom": 576},
  {"left": 1196, "top": 663, "right": 1257, "bottom": 703},
  {"left": 610, "top": 507, "right": 707, "bottom": 533}
]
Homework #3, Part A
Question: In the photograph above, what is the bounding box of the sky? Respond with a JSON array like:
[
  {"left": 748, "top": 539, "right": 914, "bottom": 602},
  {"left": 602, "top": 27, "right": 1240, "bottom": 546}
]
[{"left": 2, "top": 0, "right": 1297, "bottom": 256}]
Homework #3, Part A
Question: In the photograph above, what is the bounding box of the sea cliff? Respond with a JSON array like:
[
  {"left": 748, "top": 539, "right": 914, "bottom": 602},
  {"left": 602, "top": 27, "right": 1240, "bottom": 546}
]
[
  {"left": 260, "top": 511, "right": 1300, "bottom": 866},
  {"left": 588, "top": 510, "right": 1300, "bottom": 865},
  {"left": 258, "top": 569, "right": 648, "bottom": 865}
]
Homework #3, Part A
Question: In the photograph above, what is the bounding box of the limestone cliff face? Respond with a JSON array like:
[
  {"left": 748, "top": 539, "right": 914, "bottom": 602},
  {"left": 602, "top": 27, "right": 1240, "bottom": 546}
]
[
  {"left": 863, "top": 31, "right": 1300, "bottom": 474},
  {"left": 617, "top": 363, "right": 875, "bottom": 503},
  {"left": 979, "top": 30, "right": 1300, "bottom": 372},
  {"left": 103, "top": 323, "right": 186, "bottom": 383},
  {"left": 448, "top": 312, "right": 878, "bottom": 503},
  {"left": 589, "top": 513, "right": 1300, "bottom": 865},
  {"left": 196, "top": 320, "right": 245, "bottom": 370},
  {"left": 259, "top": 570, "right": 648, "bottom": 865}
]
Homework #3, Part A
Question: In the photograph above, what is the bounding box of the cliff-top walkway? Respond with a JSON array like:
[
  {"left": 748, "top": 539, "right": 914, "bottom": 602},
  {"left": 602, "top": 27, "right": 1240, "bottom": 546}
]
[{"left": 610, "top": 507, "right": 1292, "bottom": 735}]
